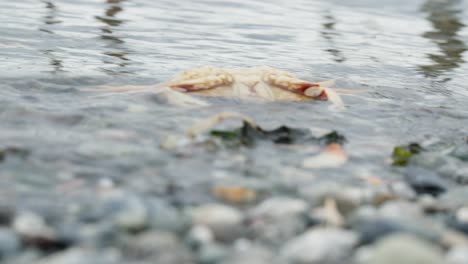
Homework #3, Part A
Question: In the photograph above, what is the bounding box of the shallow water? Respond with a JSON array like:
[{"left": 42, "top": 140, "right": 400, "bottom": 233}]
[{"left": 1, "top": 0, "right": 468, "bottom": 208}]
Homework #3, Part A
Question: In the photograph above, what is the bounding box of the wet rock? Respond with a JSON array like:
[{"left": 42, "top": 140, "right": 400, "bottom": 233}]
[
  {"left": 280, "top": 227, "right": 358, "bottom": 264},
  {"left": 404, "top": 166, "right": 451, "bottom": 196},
  {"left": 77, "top": 222, "right": 121, "bottom": 249},
  {"left": 198, "top": 243, "right": 228, "bottom": 264},
  {"left": 35, "top": 247, "right": 121, "bottom": 264},
  {"left": 0, "top": 203, "right": 14, "bottom": 225},
  {"left": 448, "top": 206, "right": 468, "bottom": 235},
  {"left": 0, "top": 228, "right": 20, "bottom": 259},
  {"left": 12, "top": 211, "right": 56, "bottom": 241},
  {"left": 439, "top": 187, "right": 468, "bottom": 210},
  {"left": 212, "top": 186, "right": 257, "bottom": 204},
  {"left": 190, "top": 204, "right": 244, "bottom": 242},
  {"left": 98, "top": 191, "right": 148, "bottom": 231},
  {"left": 298, "top": 182, "right": 368, "bottom": 216},
  {"left": 446, "top": 245, "right": 468, "bottom": 264},
  {"left": 378, "top": 200, "right": 424, "bottom": 220},
  {"left": 186, "top": 225, "right": 214, "bottom": 249},
  {"left": 221, "top": 240, "right": 277, "bottom": 264},
  {"left": 358, "top": 234, "right": 445, "bottom": 264},
  {"left": 123, "top": 230, "right": 193, "bottom": 263},
  {"left": 246, "top": 197, "right": 308, "bottom": 244},
  {"left": 451, "top": 144, "right": 468, "bottom": 162},
  {"left": 146, "top": 198, "right": 189, "bottom": 233},
  {"left": 389, "top": 181, "right": 416, "bottom": 200},
  {"left": 410, "top": 152, "right": 468, "bottom": 184},
  {"left": 349, "top": 204, "right": 442, "bottom": 243},
  {"left": 351, "top": 218, "right": 403, "bottom": 244}
]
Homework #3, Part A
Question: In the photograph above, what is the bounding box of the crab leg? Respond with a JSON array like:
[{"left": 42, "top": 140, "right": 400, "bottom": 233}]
[
  {"left": 265, "top": 74, "right": 344, "bottom": 107},
  {"left": 169, "top": 74, "right": 234, "bottom": 92}
]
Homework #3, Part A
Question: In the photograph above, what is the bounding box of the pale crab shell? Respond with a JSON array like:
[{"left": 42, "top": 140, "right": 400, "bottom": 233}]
[{"left": 86, "top": 66, "right": 344, "bottom": 108}]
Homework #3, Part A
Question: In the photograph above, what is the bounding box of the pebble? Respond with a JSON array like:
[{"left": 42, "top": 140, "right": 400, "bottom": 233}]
[
  {"left": 146, "top": 198, "right": 189, "bottom": 233},
  {"left": 186, "top": 225, "right": 214, "bottom": 249},
  {"left": 35, "top": 247, "right": 121, "bottom": 264},
  {"left": 12, "top": 211, "right": 55, "bottom": 240},
  {"left": 358, "top": 234, "right": 445, "bottom": 264},
  {"left": 98, "top": 191, "right": 148, "bottom": 231},
  {"left": 221, "top": 240, "right": 277, "bottom": 264},
  {"left": 280, "top": 227, "right": 358, "bottom": 264},
  {"left": 451, "top": 144, "right": 468, "bottom": 161},
  {"left": 410, "top": 152, "right": 468, "bottom": 184},
  {"left": 123, "top": 230, "right": 193, "bottom": 263},
  {"left": 298, "top": 182, "right": 365, "bottom": 216},
  {"left": 439, "top": 187, "right": 468, "bottom": 210},
  {"left": 349, "top": 203, "right": 442, "bottom": 243},
  {"left": 0, "top": 228, "right": 20, "bottom": 259},
  {"left": 446, "top": 245, "right": 468, "bottom": 264},
  {"left": 404, "top": 166, "right": 451, "bottom": 196},
  {"left": 190, "top": 204, "right": 244, "bottom": 242},
  {"left": 198, "top": 242, "right": 228, "bottom": 264},
  {"left": 246, "top": 197, "right": 308, "bottom": 245}
]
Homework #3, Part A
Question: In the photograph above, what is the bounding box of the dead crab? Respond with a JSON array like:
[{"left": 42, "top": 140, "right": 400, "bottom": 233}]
[{"left": 89, "top": 66, "right": 344, "bottom": 107}]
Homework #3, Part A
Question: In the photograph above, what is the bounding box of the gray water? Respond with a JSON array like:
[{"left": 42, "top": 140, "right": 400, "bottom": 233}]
[{"left": 1, "top": 0, "right": 468, "bottom": 211}]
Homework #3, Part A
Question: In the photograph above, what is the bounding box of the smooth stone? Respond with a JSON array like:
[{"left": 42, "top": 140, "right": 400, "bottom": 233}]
[
  {"left": 404, "top": 166, "right": 451, "bottom": 196},
  {"left": 349, "top": 204, "right": 442, "bottom": 243},
  {"left": 280, "top": 227, "right": 358, "bottom": 264},
  {"left": 190, "top": 204, "right": 244, "bottom": 242},
  {"left": 0, "top": 228, "right": 20, "bottom": 259},
  {"left": 35, "top": 247, "right": 121, "bottom": 264},
  {"left": 359, "top": 234, "right": 445, "bottom": 264},
  {"left": 77, "top": 222, "right": 120, "bottom": 248},
  {"left": 221, "top": 240, "right": 277, "bottom": 264},
  {"left": 439, "top": 187, "right": 468, "bottom": 210},
  {"left": 451, "top": 144, "right": 468, "bottom": 161},
  {"left": 249, "top": 197, "right": 308, "bottom": 219},
  {"left": 456, "top": 207, "right": 468, "bottom": 223},
  {"left": 186, "top": 225, "right": 214, "bottom": 249},
  {"left": 12, "top": 211, "right": 55, "bottom": 240},
  {"left": 389, "top": 181, "right": 416, "bottom": 200},
  {"left": 446, "top": 246, "right": 468, "bottom": 264},
  {"left": 198, "top": 243, "right": 227, "bottom": 264},
  {"left": 123, "top": 230, "right": 193, "bottom": 263},
  {"left": 298, "top": 182, "right": 378, "bottom": 216},
  {"left": 146, "top": 198, "right": 189, "bottom": 233},
  {"left": 99, "top": 191, "right": 148, "bottom": 231},
  {"left": 0, "top": 203, "right": 14, "bottom": 225},
  {"left": 246, "top": 197, "right": 308, "bottom": 245},
  {"left": 378, "top": 201, "right": 424, "bottom": 220},
  {"left": 411, "top": 153, "right": 468, "bottom": 184}
]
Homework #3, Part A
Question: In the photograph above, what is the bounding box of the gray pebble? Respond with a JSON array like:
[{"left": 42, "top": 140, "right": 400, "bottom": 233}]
[
  {"left": 186, "top": 225, "right": 214, "bottom": 249},
  {"left": 404, "top": 166, "right": 451, "bottom": 196},
  {"left": 446, "top": 245, "right": 468, "bottom": 264},
  {"left": 246, "top": 197, "right": 308, "bottom": 245},
  {"left": 221, "top": 240, "right": 277, "bottom": 264},
  {"left": 357, "top": 234, "right": 445, "bottom": 264},
  {"left": 35, "top": 247, "right": 121, "bottom": 264},
  {"left": 0, "top": 228, "right": 20, "bottom": 259},
  {"left": 451, "top": 144, "right": 468, "bottom": 162},
  {"left": 439, "top": 187, "right": 468, "bottom": 210},
  {"left": 198, "top": 242, "right": 228, "bottom": 264},
  {"left": 12, "top": 211, "right": 55, "bottom": 240},
  {"left": 190, "top": 204, "right": 244, "bottom": 242},
  {"left": 123, "top": 230, "right": 193, "bottom": 263},
  {"left": 146, "top": 198, "right": 189, "bottom": 233},
  {"left": 280, "top": 227, "right": 358, "bottom": 264}
]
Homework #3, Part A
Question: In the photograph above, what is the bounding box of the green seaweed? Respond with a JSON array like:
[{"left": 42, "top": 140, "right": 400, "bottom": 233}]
[
  {"left": 392, "top": 143, "right": 423, "bottom": 166},
  {"left": 210, "top": 121, "right": 346, "bottom": 147}
]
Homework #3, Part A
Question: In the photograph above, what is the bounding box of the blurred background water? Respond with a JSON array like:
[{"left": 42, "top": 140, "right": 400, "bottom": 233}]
[{"left": 0, "top": 0, "right": 467, "bottom": 203}]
